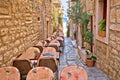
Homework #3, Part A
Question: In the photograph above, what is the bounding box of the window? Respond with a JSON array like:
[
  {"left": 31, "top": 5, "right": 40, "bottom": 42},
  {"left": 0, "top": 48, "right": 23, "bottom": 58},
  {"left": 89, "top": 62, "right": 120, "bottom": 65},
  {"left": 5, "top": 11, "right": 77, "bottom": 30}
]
[{"left": 96, "top": 0, "right": 109, "bottom": 44}]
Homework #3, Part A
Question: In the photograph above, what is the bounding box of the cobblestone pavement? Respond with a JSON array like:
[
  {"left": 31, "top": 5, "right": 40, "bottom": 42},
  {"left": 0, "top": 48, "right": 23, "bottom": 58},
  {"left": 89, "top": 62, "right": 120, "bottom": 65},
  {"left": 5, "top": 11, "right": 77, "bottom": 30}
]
[{"left": 58, "top": 37, "right": 109, "bottom": 80}]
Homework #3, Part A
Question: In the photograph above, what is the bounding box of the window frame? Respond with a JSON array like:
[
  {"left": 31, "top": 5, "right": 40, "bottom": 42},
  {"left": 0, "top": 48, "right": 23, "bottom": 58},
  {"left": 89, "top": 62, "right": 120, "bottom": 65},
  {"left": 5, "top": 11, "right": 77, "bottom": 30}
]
[{"left": 95, "top": 0, "right": 109, "bottom": 44}]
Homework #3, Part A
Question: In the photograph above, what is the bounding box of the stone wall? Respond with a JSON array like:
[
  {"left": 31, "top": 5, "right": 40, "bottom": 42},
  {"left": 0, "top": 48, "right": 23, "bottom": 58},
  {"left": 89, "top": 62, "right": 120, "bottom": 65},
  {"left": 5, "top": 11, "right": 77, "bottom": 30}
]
[
  {"left": 95, "top": 1, "right": 120, "bottom": 79},
  {"left": 80, "top": 0, "right": 120, "bottom": 79},
  {"left": 45, "top": 0, "right": 52, "bottom": 38},
  {"left": 0, "top": 0, "right": 42, "bottom": 66}
]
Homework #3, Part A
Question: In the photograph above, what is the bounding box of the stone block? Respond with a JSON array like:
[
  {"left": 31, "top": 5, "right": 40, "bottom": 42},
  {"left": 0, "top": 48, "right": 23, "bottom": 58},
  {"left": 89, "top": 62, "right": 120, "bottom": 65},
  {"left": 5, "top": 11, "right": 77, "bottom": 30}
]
[
  {"left": 0, "top": 39, "right": 2, "bottom": 46},
  {"left": 0, "top": 28, "right": 9, "bottom": 36},
  {"left": 2, "top": 35, "right": 11, "bottom": 44},
  {"left": 14, "top": 40, "right": 21, "bottom": 46},
  {"left": 111, "top": 48, "right": 118, "bottom": 56},
  {"left": 0, "top": 20, "right": 5, "bottom": 27},
  {"left": 116, "top": 24, "right": 120, "bottom": 32},
  {"left": 17, "top": 33, "right": 21, "bottom": 38},
  {"left": 110, "top": 8, "right": 116, "bottom": 23},
  {"left": 16, "top": 27, "right": 21, "bottom": 33},
  {"left": 109, "top": 40, "right": 117, "bottom": 49},
  {"left": 13, "top": 48, "right": 19, "bottom": 55},
  {"left": 4, "top": 50, "right": 13, "bottom": 63},
  {"left": 116, "top": 44, "right": 120, "bottom": 51},
  {"left": 5, "top": 20, "right": 14, "bottom": 26},
  {"left": 116, "top": 36, "right": 120, "bottom": 44},
  {"left": 110, "top": 33, "right": 116, "bottom": 41},
  {"left": 9, "top": 27, "right": 16, "bottom": 34},
  {"left": 113, "top": 58, "right": 119, "bottom": 71},
  {"left": 0, "top": 46, "right": 7, "bottom": 54},
  {"left": 110, "top": 0, "right": 117, "bottom": 7},
  {"left": 116, "top": 0, "right": 120, "bottom": 6},
  {"left": 116, "top": 9, "right": 120, "bottom": 23},
  {"left": 18, "top": 44, "right": 24, "bottom": 52},
  {"left": 14, "top": 20, "right": 19, "bottom": 25},
  {"left": 0, "top": 55, "right": 3, "bottom": 61},
  {"left": 109, "top": 23, "right": 117, "bottom": 31}
]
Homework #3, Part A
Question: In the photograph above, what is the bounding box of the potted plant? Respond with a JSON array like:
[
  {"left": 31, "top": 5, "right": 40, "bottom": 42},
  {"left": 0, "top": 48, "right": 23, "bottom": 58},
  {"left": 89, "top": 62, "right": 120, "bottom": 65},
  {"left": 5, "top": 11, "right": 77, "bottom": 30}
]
[
  {"left": 80, "top": 12, "right": 90, "bottom": 47},
  {"left": 84, "top": 31, "right": 93, "bottom": 47},
  {"left": 86, "top": 50, "right": 97, "bottom": 67},
  {"left": 98, "top": 19, "right": 106, "bottom": 37}
]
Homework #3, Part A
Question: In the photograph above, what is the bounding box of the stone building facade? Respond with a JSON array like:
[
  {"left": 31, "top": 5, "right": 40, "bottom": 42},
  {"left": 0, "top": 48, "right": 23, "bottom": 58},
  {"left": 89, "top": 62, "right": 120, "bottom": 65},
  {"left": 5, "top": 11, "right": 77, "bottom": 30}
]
[
  {"left": 52, "top": 0, "right": 63, "bottom": 32},
  {"left": 78, "top": 0, "right": 120, "bottom": 79},
  {"left": 0, "top": 0, "right": 55, "bottom": 66}
]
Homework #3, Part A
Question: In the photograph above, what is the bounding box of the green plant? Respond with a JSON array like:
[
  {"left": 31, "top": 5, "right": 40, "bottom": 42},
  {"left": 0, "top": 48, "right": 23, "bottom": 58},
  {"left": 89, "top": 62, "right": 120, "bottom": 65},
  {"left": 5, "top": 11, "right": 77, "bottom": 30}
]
[
  {"left": 67, "top": 0, "right": 83, "bottom": 45},
  {"left": 86, "top": 50, "right": 97, "bottom": 61},
  {"left": 90, "top": 56, "right": 97, "bottom": 61},
  {"left": 80, "top": 12, "right": 90, "bottom": 47},
  {"left": 73, "top": 31, "right": 77, "bottom": 37},
  {"left": 98, "top": 19, "right": 106, "bottom": 31},
  {"left": 84, "top": 31, "right": 93, "bottom": 45},
  {"left": 80, "top": 12, "right": 90, "bottom": 27}
]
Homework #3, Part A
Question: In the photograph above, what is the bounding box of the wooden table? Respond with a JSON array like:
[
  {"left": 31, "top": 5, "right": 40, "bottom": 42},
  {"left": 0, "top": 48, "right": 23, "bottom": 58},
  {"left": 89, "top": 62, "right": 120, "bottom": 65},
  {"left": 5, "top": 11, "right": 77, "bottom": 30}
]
[
  {"left": 41, "top": 47, "right": 59, "bottom": 58},
  {"left": 60, "top": 65, "right": 88, "bottom": 80},
  {"left": 17, "top": 47, "right": 41, "bottom": 67},
  {"left": 56, "top": 36, "right": 63, "bottom": 41},
  {"left": 26, "top": 67, "right": 54, "bottom": 80},
  {"left": 39, "top": 47, "right": 59, "bottom": 65},
  {"left": 0, "top": 66, "right": 20, "bottom": 80},
  {"left": 18, "top": 47, "right": 41, "bottom": 60}
]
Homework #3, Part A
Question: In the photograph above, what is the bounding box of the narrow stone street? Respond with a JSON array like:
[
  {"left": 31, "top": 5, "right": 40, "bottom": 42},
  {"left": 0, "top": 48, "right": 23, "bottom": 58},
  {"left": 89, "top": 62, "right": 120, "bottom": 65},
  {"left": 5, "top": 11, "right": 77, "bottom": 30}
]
[{"left": 59, "top": 37, "right": 109, "bottom": 80}]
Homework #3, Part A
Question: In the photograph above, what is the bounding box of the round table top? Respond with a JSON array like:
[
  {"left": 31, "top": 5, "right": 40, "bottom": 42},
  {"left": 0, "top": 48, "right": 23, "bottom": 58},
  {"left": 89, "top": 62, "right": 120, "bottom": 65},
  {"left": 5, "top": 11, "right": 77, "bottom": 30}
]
[
  {"left": 0, "top": 66, "right": 20, "bottom": 80},
  {"left": 26, "top": 67, "right": 54, "bottom": 80},
  {"left": 60, "top": 65, "right": 88, "bottom": 80}
]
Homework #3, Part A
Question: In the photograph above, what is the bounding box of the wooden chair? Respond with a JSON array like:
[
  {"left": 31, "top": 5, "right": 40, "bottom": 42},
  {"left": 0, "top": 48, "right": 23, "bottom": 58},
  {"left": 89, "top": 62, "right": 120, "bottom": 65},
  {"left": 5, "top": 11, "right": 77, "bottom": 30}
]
[
  {"left": 13, "top": 59, "right": 32, "bottom": 80},
  {"left": 41, "top": 47, "right": 59, "bottom": 59},
  {"left": 60, "top": 65, "right": 88, "bottom": 80},
  {"left": 43, "top": 40, "right": 50, "bottom": 47},
  {"left": 45, "top": 39, "right": 50, "bottom": 44},
  {"left": 36, "top": 41, "right": 44, "bottom": 46},
  {"left": 0, "top": 66, "right": 20, "bottom": 80},
  {"left": 26, "top": 47, "right": 40, "bottom": 55},
  {"left": 26, "top": 67, "right": 55, "bottom": 80},
  {"left": 33, "top": 46, "right": 43, "bottom": 53},
  {"left": 57, "top": 39, "right": 63, "bottom": 47},
  {"left": 48, "top": 44, "right": 59, "bottom": 52},
  {"left": 38, "top": 58, "right": 57, "bottom": 73}
]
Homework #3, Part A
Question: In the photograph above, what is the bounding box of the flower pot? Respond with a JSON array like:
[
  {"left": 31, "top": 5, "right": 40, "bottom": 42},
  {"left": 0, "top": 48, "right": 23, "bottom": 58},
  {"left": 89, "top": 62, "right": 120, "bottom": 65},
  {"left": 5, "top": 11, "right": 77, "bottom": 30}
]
[
  {"left": 98, "top": 30, "right": 106, "bottom": 37},
  {"left": 86, "top": 58, "right": 96, "bottom": 67}
]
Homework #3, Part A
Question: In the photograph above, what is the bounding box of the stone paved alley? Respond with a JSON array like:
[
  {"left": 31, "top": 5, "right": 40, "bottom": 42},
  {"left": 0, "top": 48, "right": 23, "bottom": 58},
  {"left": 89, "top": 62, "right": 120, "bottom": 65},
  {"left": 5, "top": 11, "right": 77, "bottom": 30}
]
[{"left": 59, "top": 37, "right": 109, "bottom": 80}]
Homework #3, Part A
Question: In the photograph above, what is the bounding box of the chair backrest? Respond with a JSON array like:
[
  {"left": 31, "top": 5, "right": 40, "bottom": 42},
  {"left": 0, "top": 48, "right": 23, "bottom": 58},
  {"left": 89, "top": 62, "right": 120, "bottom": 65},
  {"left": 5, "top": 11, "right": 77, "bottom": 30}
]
[
  {"left": 0, "top": 66, "right": 20, "bottom": 80},
  {"left": 60, "top": 65, "right": 88, "bottom": 80},
  {"left": 45, "top": 39, "right": 50, "bottom": 43},
  {"left": 13, "top": 59, "right": 32, "bottom": 75},
  {"left": 48, "top": 45, "right": 59, "bottom": 52},
  {"left": 26, "top": 47, "right": 40, "bottom": 54},
  {"left": 38, "top": 58, "right": 57, "bottom": 73},
  {"left": 57, "top": 40, "right": 63, "bottom": 47},
  {"left": 36, "top": 41, "right": 43, "bottom": 46},
  {"left": 26, "top": 67, "right": 54, "bottom": 80},
  {"left": 33, "top": 46, "right": 43, "bottom": 53},
  {"left": 42, "top": 47, "right": 56, "bottom": 54}
]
